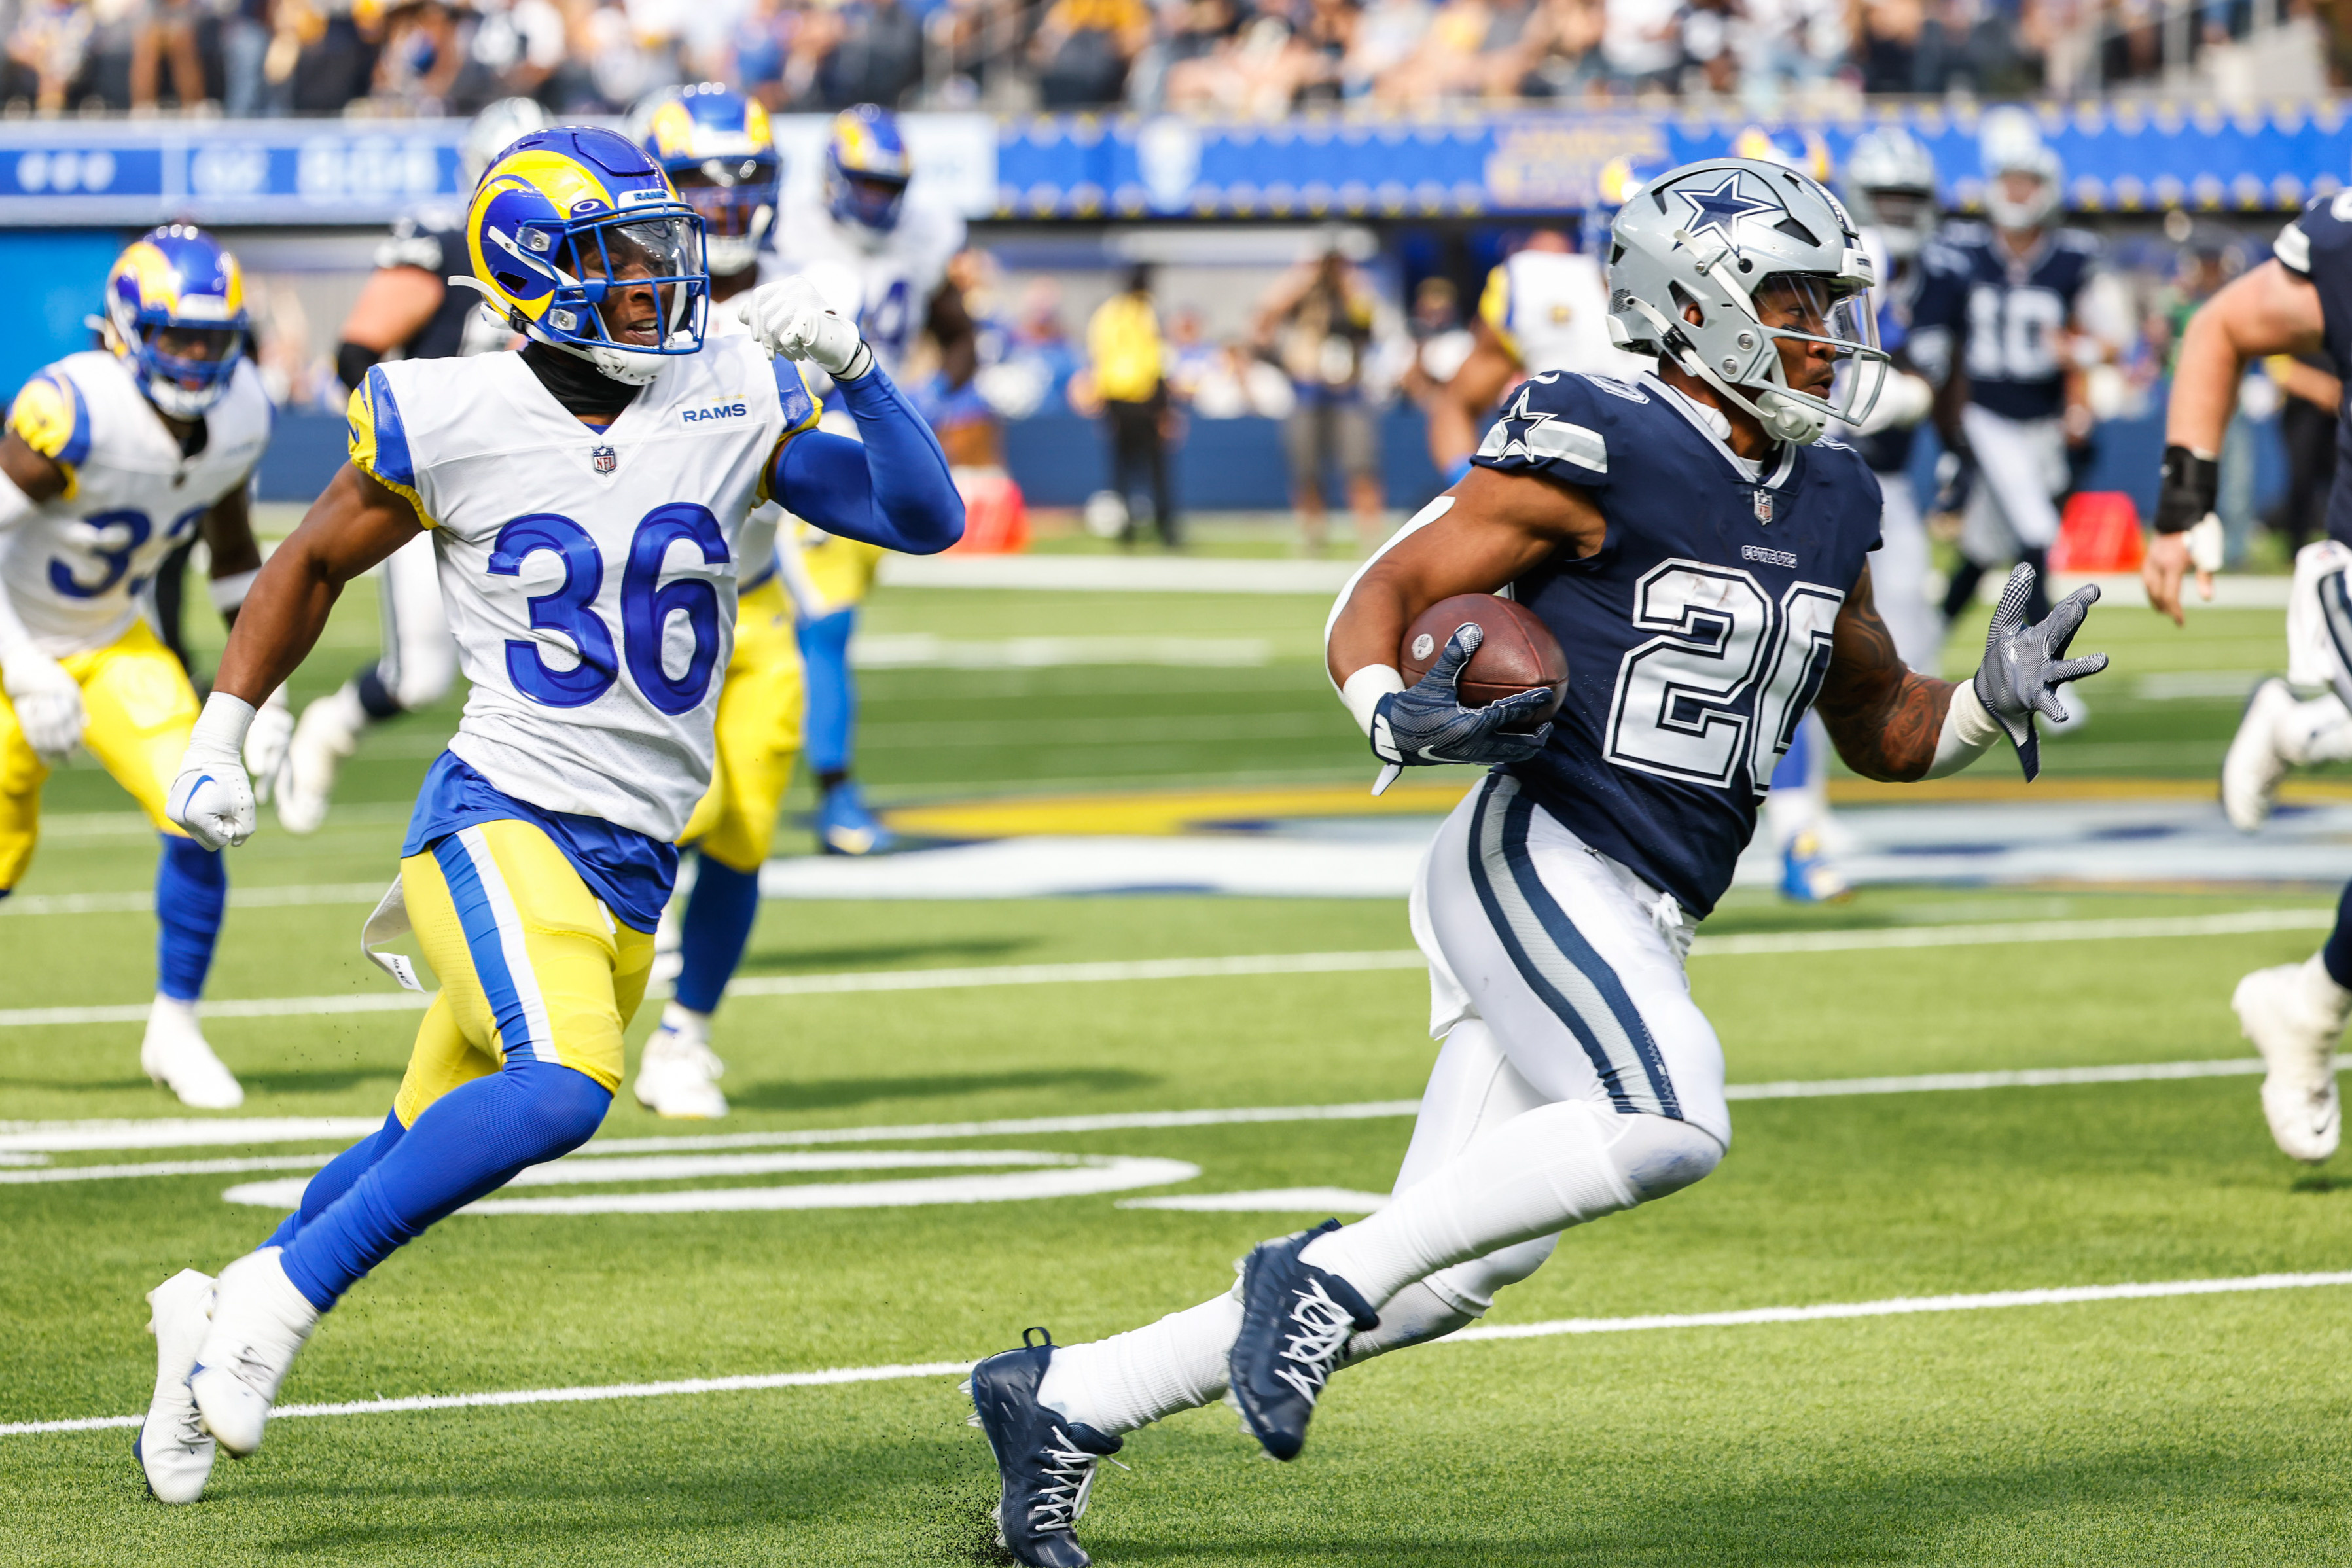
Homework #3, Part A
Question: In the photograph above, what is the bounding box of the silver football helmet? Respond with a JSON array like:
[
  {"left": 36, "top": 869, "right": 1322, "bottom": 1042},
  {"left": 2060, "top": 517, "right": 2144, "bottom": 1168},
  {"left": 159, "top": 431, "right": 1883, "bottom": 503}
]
[
  {"left": 460, "top": 96, "right": 552, "bottom": 190},
  {"left": 1842, "top": 127, "right": 1940, "bottom": 262},
  {"left": 1606, "top": 156, "right": 1887, "bottom": 446},
  {"left": 1980, "top": 107, "right": 2061, "bottom": 233}
]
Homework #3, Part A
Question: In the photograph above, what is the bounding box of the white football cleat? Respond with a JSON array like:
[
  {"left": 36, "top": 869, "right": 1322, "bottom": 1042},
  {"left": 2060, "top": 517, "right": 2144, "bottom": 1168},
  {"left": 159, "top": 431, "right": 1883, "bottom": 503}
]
[
  {"left": 141, "top": 997, "right": 243, "bottom": 1110},
  {"left": 276, "top": 685, "right": 366, "bottom": 836},
  {"left": 2222, "top": 677, "right": 2296, "bottom": 833},
  {"left": 189, "top": 1249, "right": 319, "bottom": 1458},
  {"left": 2234, "top": 957, "right": 2349, "bottom": 1164},
  {"left": 634, "top": 1021, "right": 728, "bottom": 1119},
  {"left": 137, "top": 1269, "right": 217, "bottom": 1503}
]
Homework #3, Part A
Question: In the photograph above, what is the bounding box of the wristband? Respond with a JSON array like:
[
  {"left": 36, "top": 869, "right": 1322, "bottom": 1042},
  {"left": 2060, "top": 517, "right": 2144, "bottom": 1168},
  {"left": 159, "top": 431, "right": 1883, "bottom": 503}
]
[
  {"left": 1921, "top": 681, "right": 2005, "bottom": 780},
  {"left": 188, "top": 690, "right": 257, "bottom": 758},
  {"left": 832, "top": 339, "right": 876, "bottom": 382},
  {"left": 1340, "top": 663, "right": 1406, "bottom": 738},
  {"left": 208, "top": 567, "right": 260, "bottom": 613},
  {"left": 2153, "top": 444, "right": 2220, "bottom": 534}
]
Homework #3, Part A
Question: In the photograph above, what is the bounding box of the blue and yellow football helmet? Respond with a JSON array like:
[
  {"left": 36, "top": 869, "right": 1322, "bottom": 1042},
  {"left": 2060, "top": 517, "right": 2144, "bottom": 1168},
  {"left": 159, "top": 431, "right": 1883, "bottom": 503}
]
[
  {"left": 825, "top": 104, "right": 912, "bottom": 234},
  {"left": 464, "top": 124, "right": 709, "bottom": 385},
  {"left": 99, "top": 225, "right": 248, "bottom": 419},
  {"left": 628, "top": 84, "right": 780, "bottom": 279}
]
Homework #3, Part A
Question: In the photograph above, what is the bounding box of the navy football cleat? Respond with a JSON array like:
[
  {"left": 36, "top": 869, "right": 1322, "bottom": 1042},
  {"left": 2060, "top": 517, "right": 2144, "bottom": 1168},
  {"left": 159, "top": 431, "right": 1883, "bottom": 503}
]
[
  {"left": 1228, "top": 1220, "right": 1380, "bottom": 1461},
  {"left": 967, "top": 1328, "right": 1124, "bottom": 1568}
]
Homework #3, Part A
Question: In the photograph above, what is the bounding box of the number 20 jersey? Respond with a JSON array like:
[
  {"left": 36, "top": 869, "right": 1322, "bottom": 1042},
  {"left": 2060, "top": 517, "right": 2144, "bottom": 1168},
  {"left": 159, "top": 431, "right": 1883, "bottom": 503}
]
[
  {"left": 347, "top": 337, "right": 820, "bottom": 842},
  {"left": 1470, "top": 370, "right": 1883, "bottom": 918},
  {"left": 3, "top": 349, "right": 271, "bottom": 657}
]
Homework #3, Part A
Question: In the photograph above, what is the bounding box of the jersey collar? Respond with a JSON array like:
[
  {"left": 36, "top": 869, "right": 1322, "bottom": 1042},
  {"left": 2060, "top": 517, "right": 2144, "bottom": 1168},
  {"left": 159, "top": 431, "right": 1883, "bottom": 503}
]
[{"left": 1639, "top": 372, "right": 1798, "bottom": 491}]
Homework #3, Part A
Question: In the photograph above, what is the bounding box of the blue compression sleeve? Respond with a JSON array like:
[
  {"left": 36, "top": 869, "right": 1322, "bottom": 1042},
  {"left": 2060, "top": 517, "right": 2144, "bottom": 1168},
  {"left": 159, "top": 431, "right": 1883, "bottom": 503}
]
[
  {"left": 771, "top": 367, "right": 964, "bottom": 554},
  {"left": 155, "top": 834, "right": 226, "bottom": 1001},
  {"left": 797, "top": 606, "right": 857, "bottom": 775},
  {"left": 2323, "top": 882, "right": 2352, "bottom": 991},
  {"left": 674, "top": 856, "right": 762, "bottom": 1016},
  {"left": 279, "top": 1061, "right": 609, "bottom": 1311},
  {"left": 262, "top": 1109, "right": 406, "bottom": 1251}
]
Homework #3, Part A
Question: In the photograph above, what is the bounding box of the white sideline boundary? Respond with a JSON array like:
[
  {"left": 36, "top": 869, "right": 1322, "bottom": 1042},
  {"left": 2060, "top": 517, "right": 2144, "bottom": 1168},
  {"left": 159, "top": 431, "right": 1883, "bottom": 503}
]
[
  {"left": 9, "top": 1270, "right": 2349, "bottom": 1439},
  {"left": 0, "top": 907, "right": 2330, "bottom": 1029}
]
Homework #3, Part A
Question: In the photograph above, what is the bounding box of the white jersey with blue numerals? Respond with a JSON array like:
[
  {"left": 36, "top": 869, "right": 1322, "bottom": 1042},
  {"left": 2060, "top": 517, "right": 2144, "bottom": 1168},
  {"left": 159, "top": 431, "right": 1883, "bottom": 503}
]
[
  {"left": 347, "top": 338, "right": 820, "bottom": 840},
  {"left": 1467, "top": 370, "right": 1884, "bottom": 918},
  {"left": 764, "top": 191, "right": 965, "bottom": 380},
  {"left": 1, "top": 349, "right": 270, "bottom": 657}
]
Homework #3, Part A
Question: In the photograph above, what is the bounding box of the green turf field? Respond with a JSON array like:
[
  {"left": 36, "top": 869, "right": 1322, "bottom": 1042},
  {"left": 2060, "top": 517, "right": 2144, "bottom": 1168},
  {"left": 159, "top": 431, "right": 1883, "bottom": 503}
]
[{"left": 6, "top": 568, "right": 2352, "bottom": 1565}]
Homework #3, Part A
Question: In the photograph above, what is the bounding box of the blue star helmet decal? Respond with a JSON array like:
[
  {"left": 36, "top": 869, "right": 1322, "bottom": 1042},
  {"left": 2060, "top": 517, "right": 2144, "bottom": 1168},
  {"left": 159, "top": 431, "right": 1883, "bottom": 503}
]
[{"left": 1673, "top": 171, "right": 1781, "bottom": 255}]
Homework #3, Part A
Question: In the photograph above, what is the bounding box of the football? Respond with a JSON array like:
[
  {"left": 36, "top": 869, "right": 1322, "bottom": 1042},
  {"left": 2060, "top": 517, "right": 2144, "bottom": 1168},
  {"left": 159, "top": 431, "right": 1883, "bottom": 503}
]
[{"left": 1399, "top": 593, "right": 1569, "bottom": 724}]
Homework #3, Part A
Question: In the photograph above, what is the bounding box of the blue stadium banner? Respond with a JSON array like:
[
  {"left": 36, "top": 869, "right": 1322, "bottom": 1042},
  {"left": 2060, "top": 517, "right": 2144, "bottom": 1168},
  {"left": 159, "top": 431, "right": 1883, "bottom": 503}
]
[{"left": 993, "top": 100, "right": 2352, "bottom": 220}]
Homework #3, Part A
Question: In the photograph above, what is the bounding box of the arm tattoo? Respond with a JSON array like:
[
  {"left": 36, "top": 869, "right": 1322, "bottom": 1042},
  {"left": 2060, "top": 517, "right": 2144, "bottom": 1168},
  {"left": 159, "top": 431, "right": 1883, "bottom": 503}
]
[{"left": 1813, "top": 567, "right": 1957, "bottom": 783}]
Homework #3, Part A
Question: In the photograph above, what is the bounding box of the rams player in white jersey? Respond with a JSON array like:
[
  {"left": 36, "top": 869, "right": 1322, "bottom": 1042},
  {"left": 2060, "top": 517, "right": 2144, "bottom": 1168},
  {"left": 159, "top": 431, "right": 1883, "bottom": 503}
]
[
  {"left": 625, "top": 82, "right": 800, "bottom": 1118},
  {"left": 1423, "top": 227, "right": 1650, "bottom": 478},
  {"left": 134, "top": 125, "right": 961, "bottom": 1503},
  {"left": 0, "top": 226, "right": 285, "bottom": 1111},
  {"left": 768, "top": 104, "right": 971, "bottom": 855}
]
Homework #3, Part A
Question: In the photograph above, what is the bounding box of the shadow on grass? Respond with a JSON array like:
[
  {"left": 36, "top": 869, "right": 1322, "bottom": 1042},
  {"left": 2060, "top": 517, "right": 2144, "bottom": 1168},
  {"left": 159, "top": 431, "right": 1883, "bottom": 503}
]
[
  {"left": 736, "top": 936, "right": 1037, "bottom": 976},
  {"left": 2290, "top": 1172, "right": 2352, "bottom": 1193},
  {"left": 730, "top": 1067, "right": 1160, "bottom": 1114}
]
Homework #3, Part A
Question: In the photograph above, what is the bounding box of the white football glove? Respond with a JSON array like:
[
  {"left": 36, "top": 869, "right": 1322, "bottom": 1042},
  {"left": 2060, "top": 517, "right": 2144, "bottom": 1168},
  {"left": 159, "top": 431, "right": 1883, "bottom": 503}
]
[
  {"left": 168, "top": 692, "right": 261, "bottom": 851},
  {"left": 243, "top": 685, "right": 293, "bottom": 805},
  {"left": 2, "top": 648, "right": 86, "bottom": 765},
  {"left": 734, "top": 276, "right": 872, "bottom": 380}
]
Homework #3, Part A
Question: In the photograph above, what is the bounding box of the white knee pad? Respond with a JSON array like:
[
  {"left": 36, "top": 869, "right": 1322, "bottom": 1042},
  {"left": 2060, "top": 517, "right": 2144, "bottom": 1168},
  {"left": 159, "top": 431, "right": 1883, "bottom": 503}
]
[{"left": 1603, "top": 1106, "right": 1724, "bottom": 1203}]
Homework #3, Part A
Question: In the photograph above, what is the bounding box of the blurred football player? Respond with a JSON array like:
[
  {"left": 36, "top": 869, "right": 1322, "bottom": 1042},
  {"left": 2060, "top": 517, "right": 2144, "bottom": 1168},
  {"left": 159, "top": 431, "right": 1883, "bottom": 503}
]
[
  {"left": 1911, "top": 111, "right": 2112, "bottom": 637},
  {"left": 137, "top": 126, "right": 961, "bottom": 1503},
  {"left": 0, "top": 226, "right": 281, "bottom": 1115},
  {"left": 968, "top": 158, "right": 2107, "bottom": 1567},
  {"left": 277, "top": 97, "right": 549, "bottom": 836},
  {"left": 768, "top": 104, "right": 971, "bottom": 855},
  {"left": 1423, "top": 226, "right": 1650, "bottom": 478},
  {"left": 2145, "top": 188, "right": 2352, "bottom": 1166},
  {"left": 626, "top": 82, "right": 798, "bottom": 1117}
]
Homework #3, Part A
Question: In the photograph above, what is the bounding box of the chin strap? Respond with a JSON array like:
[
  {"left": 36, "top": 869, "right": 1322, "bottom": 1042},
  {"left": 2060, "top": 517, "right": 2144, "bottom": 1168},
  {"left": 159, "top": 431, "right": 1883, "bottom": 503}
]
[{"left": 1625, "top": 295, "right": 1822, "bottom": 446}]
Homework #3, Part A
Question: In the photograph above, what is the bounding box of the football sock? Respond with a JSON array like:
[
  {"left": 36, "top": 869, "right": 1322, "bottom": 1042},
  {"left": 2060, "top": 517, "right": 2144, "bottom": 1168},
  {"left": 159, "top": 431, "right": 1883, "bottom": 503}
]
[
  {"left": 278, "top": 1061, "right": 609, "bottom": 1312},
  {"left": 1298, "top": 1101, "right": 1722, "bottom": 1310},
  {"left": 353, "top": 666, "right": 405, "bottom": 722},
  {"left": 673, "top": 856, "right": 760, "bottom": 1016},
  {"left": 2281, "top": 694, "right": 2352, "bottom": 766},
  {"left": 1035, "top": 1289, "right": 1242, "bottom": 1438},
  {"left": 154, "top": 834, "right": 226, "bottom": 1003},
  {"left": 797, "top": 607, "right": 857, "bottom": 777},
  {"left": 2321, "top": 883, "right": 2352, "bottom": 993},
  {"left": 262, "top": 1109, "right": 407, "bottom": 1251}
]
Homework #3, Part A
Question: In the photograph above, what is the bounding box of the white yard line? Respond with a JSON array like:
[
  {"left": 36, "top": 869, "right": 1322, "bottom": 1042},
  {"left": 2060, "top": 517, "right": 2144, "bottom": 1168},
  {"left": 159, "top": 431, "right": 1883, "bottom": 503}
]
[
  {"left": 0, "top": 884, "right": 388, "bottom": 917},
  {"left": 9, "top": 1270, "right": 2347, "bottom": 1438},
  {"left": 0, "top": 908, "right": 2329, "bottom": 1029}
]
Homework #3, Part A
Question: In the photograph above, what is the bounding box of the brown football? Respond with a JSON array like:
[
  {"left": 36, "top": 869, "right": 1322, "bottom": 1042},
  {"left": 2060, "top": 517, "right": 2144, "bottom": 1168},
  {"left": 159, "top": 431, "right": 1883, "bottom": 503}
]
[{"left": 1399, "top": 594, "right": 1568, "bottom": 726}]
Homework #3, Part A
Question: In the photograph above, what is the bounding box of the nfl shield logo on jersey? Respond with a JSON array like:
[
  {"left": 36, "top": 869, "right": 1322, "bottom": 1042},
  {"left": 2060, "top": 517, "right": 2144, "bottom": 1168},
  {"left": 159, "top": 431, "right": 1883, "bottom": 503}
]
[
  {"left": 592, "top": 444, "right": 617, "bottom": 474},
  {"left": 1753, "top": 490, "right": 1773, "bottom": 526}
]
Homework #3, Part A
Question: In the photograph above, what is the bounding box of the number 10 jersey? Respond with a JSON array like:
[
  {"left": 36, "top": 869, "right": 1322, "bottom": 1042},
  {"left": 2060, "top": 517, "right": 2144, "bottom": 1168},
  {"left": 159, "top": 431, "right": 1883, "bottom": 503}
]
[
  {"left": 1469, "top": 370, "right": 1883, "bottom": 918},
  {"left": 347, "top": 339, "right": 821, "bottom": 842}
]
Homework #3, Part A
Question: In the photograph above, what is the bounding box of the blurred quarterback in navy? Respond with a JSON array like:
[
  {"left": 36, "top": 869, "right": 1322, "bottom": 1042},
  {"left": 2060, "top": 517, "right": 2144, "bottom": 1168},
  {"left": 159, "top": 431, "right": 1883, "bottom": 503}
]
[
  {"left": 965, "top": 158, "right": 2109, "bottom": 1568},
  {"left": 2148, "top": 187, "right": 2352, "bottom": 1166},
  {"left": 132, "top": 124, "right": 960, "bottom": 1505}
]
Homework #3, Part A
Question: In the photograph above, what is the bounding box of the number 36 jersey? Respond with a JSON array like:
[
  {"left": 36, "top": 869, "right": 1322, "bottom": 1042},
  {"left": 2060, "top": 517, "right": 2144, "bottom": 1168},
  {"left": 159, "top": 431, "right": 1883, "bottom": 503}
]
[
  {"left": 348, "top": 338, "right": 820, "bottom": 842},
  {"left": 1469, "top": 370, "right": 1883, "bottom": 918},
  {"left": 3, "top": 349, "right": 271, "bottom": 657}
]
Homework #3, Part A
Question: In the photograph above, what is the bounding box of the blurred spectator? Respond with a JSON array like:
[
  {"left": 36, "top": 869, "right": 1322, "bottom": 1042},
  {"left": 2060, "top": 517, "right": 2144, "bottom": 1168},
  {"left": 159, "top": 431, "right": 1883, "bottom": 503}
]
[
  {"left": 990, "top": 278, "right": 1084, "bottom": 416},
  {"left": 1256, "top": 238, "right": 1385, "bottom": 554},
  {"left": 217, "top": 0, "right": 274, "bottom": 115},
  {"left": 1340, "top": 0, "right": 1429, "bottom": 93},
  {"left": 6, "top": 0, "right": 95, "bottom": 112},
  {"left": 1397, "top": 274, "right": 1473, "bottom": 401},
  {"left": 132, "top": 0, "right": 210, "bottom": 111},
  {"left": 1162, "top": 306, "right": 1218, "bottom": 403},
  {"left": 1166, "top": 9, "right": 1318, "bottom": 114},
  {"left": 1733, "top": 0, "right": 1845, "bottom": 113},
  {"left": 1187, "top": 340, "right": 1296, "bottom": 418},
  {"left": 1084, "top": 264, "right": 1179, "bottom": 547},
  {"left": 372, "top": 0, "right": 467, "bottom": 113},
  {"left": 819, "top": 0, "right": 923, "bottom": 106},
  {"left": 1599, "top": 0, "right": 1683, "bottom": 92},
  {"left": 1034, "top": 0, "right": 1149, "bottom": 105},
  {"left": 461, "top": 0, "right": 569, "bottom": 107}
]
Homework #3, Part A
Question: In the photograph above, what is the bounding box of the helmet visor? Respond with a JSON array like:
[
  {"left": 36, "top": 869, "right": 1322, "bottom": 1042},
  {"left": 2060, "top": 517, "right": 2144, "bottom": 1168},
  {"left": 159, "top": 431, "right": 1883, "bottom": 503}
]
[
  {"left": 1751, "top": 273, "right": 1887, "bottom": 427},
  {"left": 546, "top": 210, "right": 709, "bottom": 354},
  {"left": 673, "top": 156, "right": 781, "bottom": 238}
]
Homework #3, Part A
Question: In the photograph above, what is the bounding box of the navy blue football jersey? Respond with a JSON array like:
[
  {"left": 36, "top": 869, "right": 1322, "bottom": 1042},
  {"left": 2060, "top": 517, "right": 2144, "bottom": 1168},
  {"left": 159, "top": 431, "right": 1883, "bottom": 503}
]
[
  {"left": 375, "top": 205, "right": 478, "bottom": 361},
  {"left": 1910, "top": 221, "right": 2100, "bottom": 422},
  {"left": 1469, "top": 370, "right": 1885, "bottom": 918},
  {"left": 1855, "top": 257, "right": 1923, "bottom": 474},
  {"left": 2272, "top": 194, "right": 2352, "bottom": 546}
]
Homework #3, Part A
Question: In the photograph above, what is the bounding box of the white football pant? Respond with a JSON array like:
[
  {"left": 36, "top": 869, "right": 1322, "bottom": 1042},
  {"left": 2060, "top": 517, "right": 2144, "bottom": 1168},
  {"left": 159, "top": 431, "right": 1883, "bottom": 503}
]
[
  {"left": 1958, "top": 406, "right": 2066, "bottom": 565},
  {"left": 374, "top": 531, "right": 458, "bottom": 712},
  {"left": 1872, "top": 466, "right": 1944, "bottom": 673}
]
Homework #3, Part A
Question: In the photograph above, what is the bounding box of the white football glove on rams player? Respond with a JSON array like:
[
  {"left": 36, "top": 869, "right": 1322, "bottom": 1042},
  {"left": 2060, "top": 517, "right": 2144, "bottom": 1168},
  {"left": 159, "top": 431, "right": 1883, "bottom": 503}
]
[
  {"left": 241, "top": 686, "right": 293, "bottom": 805},
  {"left": 735, "top": 276, "right": 874, "bottom": 382},
  {"left": 169, "top": 692, "right": 265, "bottom": 850},
  {"left": 2, "top": 647, "right": 86, "bottom": 764}
]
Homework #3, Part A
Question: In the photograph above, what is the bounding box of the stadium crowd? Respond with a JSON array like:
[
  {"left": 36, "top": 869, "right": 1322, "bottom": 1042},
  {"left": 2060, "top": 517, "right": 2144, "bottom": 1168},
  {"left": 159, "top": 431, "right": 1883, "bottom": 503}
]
[{"left": 0, "top": 0, "right": 2341, "bottom": 118}]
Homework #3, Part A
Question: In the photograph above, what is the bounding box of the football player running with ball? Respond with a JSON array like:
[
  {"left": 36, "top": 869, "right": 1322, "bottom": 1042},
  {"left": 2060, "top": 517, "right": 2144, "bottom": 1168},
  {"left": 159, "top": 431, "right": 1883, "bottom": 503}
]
[
  {"left": 2147, "top": 190, "right": 2352, "bottom": 1164},
  {"left": 967, "top": 158, "right": 2107, "bottom": 1568},
  {"left": 134, "top": 126, "right": 961, "bottom": 1505}
]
